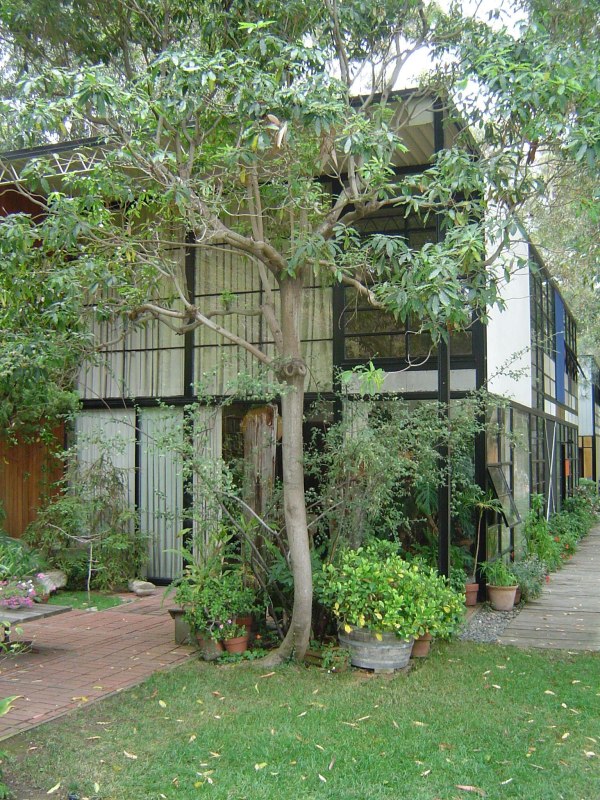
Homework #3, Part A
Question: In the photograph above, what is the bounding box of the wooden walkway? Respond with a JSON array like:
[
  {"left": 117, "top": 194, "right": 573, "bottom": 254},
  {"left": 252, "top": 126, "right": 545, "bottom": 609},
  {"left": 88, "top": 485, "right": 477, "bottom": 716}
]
[{"left": 500, "top": 524, "right": 600, "bottom": 650}]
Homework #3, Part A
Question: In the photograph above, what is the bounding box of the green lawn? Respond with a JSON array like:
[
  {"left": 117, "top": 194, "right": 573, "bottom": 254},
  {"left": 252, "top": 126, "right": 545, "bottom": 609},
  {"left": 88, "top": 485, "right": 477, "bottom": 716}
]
[
  {"left": 47, "top": 590, "right": 123, "bottom": 611},
  {"left": 5, "top": 641, "right": 600, "bottom": 800}
]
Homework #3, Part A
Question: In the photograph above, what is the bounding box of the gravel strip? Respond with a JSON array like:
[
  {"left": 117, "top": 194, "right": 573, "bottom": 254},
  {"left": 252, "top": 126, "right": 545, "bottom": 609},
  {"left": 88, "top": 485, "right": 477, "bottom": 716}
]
[{"left": 458, "top": 604, "right": 522, "bottom": 643}]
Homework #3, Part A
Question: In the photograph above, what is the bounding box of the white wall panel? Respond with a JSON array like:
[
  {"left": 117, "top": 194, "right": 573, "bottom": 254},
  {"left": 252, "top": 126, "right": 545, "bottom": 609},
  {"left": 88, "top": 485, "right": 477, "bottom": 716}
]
[
  {"left": 139, "top": 407, "right": 185, "bottom": 581},
  {"left": 487, "top": 239, "right": 533, "bottom": 408}
]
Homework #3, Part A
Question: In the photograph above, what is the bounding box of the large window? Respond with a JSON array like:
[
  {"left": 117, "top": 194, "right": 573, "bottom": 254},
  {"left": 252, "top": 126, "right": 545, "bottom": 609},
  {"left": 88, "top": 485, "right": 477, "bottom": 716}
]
[
  {"left": 530, "top": 265, "right": 556, "bottom": 410},
  {"left": 337, "top": 205, "right": 473, "bottom": 365}
]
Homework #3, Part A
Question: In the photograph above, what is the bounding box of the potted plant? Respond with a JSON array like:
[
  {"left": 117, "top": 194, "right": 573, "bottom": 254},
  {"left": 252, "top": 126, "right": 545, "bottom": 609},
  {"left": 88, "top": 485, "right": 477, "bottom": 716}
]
[
  {"left": 480, "top": 559, "right": 518, "bottom": 611},
  {"left": 220, "top": 620, "right": 250, "bottom": 653},
  {"left": 319, "top": 541, "right": 422, "bottom": 670},
  {"left": 465, "top": 492, "right": 503, "bottom": 605},
  {"left": 0, "top": 578, "right": 38, "bottom": 609},
  {"left": 173, "top": 565, "right": 258, "bottom": 659}
]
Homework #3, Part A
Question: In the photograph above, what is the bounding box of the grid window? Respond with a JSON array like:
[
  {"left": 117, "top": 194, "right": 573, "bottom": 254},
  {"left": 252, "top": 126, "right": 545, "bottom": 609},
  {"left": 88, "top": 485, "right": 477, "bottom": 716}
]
[{"left": 339, "top": 206, "right": 473, "bottom": 364}]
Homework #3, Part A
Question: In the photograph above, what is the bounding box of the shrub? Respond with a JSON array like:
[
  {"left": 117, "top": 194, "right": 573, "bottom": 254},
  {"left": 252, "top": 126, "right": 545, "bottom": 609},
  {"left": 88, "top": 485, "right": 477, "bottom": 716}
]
[
  {"left": 480, "top": 559, "right": 517, "bottom": 587},
  {"left": 524, "top": 486, "right": 598, "bottom": 576},
  {"left": 510, "top": 556, "right": 546, "bottom": 601},
  {"left": 24, "top": 454, "right": 146, "bottom": 591},
  {"left": 524, "top": 495, "right": 562, "bottom": 571},
  {"left": 174, "top": 565, "right": 258, "bottom": 640},
  {"left": 0, "top": 536, "right": 44, "bottom": 580},
  {"left": 318, "top": 541, "right": 463, "bottom": 640}
]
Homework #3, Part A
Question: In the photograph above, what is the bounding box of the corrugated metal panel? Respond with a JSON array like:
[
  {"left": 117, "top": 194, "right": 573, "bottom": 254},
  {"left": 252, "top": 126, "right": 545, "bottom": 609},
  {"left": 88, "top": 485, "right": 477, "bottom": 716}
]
[
  {"left": 192, "top": 406, "right": 223, "bottom": 560},
  {"left": 75, "top": 409, "right": 136, "bottom": 513},
  {"left": 139, "top": 407, "right": 185, "bottom": 581}
]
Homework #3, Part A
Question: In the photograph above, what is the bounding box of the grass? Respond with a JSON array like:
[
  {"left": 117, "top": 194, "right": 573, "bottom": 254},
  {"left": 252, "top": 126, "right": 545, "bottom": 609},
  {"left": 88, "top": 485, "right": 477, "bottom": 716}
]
[
  {"left": 4, "top": 641, "right": 600, "bottom": 800},
  {"left": 47, "top": 590, "right": 123, "bottom": 611}
]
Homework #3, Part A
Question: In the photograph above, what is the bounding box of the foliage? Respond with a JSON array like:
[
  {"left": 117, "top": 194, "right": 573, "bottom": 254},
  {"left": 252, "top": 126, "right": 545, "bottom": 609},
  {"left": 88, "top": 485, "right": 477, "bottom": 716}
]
[
  {"left": 510, "top": 556, "right": 546, "bottom": 602},
  {"left": 24, "top": 452, "right": 145, "bottom": 591},
  {"left": 530, "top": 170, "right": 600, "bottom": 360},
  {"left": 480, "top": 559, "right": 517, "bottom": 587},
  {"left": 410, "top": 564, "right": 465, "bottom": 639},
  {"left": 0, "top": 695, "right": 25, "bottom": 797},
  {"left": 0, "top": 577, "right": 39, "bottom": 608},
  {"left": 318, "top": 540, "right": 462, "bottom": 640},
  {"left": 0, "top": 210, "right": 88, "bottom": 439},
  {"left": 0, "top": 535, "right": 44, "bottom": 579},
  {"left": 524, "top": 487, "right": 598, "bottom": 573},
  {"left": 305, "top": 391, "right": 497, "bottom": 554},
  {"left": 575, "top": 478, "right": 600, "bottom": 512},
  {"left": 524, "top": 494, "right": 562, "bottom": 571},
  {"left": 304, "top": 641, "right": 350, "bottom": 673},
  {"left": 174, "top": 564, "right": 258, "bottom": 641},
  {"left": 219, "top": 620, "right": 248, "bottom": 641},
  {"left": 448, "top": 565, "right": 468, "bottom": 593}
]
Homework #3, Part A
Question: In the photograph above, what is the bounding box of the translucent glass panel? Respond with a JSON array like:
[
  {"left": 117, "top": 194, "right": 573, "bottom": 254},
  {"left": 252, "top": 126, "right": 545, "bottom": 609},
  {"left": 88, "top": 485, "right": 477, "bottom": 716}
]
[
  {"left": 78, "top": 313, "right": 185, "bottom": 399},
  {"left": 193, "top": 246, "right": 333, "bottom": 393}
]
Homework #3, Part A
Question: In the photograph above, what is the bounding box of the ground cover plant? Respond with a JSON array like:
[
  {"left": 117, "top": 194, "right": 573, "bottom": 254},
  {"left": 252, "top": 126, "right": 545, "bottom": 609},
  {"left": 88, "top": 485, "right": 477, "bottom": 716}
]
[
  {"left": 4, "top": 642, "right": 600, "bottom": 800},
  {"left": 47, "top": 590, "right": 123, "bottom": 611}
]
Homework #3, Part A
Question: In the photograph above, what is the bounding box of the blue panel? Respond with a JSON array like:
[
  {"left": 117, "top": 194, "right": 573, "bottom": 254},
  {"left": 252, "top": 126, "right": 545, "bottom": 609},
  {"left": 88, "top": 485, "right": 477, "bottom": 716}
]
[{"left": 555, "top": 290, "right": 565, "bottom": 404}]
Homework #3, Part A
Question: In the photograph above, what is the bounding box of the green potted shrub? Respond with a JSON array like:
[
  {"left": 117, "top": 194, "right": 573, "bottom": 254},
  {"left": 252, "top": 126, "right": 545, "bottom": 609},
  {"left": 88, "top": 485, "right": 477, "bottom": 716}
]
[
  {"left": 174, "top": 565, "right": 257, "bottom": 659},
  {"left": 319, "top": 542, "right": 423, "bottom": 670},
  {"left": 480, "top": 559, "right": 518, "bottom": 611},
  {"left": 465, "top": 492, "right": 503, "bottom": 606}
]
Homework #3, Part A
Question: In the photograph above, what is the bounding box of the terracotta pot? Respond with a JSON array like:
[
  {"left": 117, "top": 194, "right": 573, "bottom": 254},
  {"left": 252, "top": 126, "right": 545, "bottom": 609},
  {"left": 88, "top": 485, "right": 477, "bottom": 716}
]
[
  {"left": 465, "top": 582, "right": 479, "bottom": 606},
  {"left": 224, "top": 635, "right": 249, "bottom": 654},
  {"left": 235, "top": 614, "right": 253, "bottom": 634},
  {"left": 486, "top": 584, "right": 517, "bottom": 611},
  {"left": 411, "top": 632, "right": 433, "bottom": 658}
]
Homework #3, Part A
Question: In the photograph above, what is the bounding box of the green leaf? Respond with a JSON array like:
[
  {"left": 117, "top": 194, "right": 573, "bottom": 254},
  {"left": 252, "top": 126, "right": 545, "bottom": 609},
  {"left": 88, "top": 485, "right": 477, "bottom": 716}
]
[{"left": 0, "top": 696, "right": 22, "bottom": 716}]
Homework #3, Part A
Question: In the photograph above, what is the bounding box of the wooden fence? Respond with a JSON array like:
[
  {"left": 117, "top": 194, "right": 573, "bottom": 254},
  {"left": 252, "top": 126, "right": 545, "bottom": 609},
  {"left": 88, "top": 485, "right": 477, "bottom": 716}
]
[{"left": 0, "top": 427, "right": 63, "bottom": 538}]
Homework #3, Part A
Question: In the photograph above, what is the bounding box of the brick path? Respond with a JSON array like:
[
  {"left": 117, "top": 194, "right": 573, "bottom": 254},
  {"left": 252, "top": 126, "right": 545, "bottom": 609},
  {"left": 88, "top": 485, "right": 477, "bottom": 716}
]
[
  {"left": 500, "top": 524, "right": 600, "bottom": 650},
  {"left": 0, "top": 591, "right": 193, "bottom": 740}
]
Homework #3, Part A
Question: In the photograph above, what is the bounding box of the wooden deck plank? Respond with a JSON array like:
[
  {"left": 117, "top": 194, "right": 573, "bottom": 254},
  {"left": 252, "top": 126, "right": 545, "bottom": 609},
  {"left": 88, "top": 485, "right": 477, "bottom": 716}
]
[{"left": 499, "top": 524, "right": 600, "bottom": 651}]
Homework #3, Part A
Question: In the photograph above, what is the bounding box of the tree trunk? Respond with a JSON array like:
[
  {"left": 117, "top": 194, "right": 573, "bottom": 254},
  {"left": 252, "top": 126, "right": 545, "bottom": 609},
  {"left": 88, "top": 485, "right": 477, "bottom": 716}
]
[{"left": 263, "top": 276, "right": 312, "bottom": 663}]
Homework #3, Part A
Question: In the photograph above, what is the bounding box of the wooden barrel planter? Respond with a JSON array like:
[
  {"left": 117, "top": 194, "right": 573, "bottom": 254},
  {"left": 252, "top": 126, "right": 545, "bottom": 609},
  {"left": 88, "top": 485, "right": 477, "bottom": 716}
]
[{"left": 338, "top": 628, "right": 413, "bottom": 671}]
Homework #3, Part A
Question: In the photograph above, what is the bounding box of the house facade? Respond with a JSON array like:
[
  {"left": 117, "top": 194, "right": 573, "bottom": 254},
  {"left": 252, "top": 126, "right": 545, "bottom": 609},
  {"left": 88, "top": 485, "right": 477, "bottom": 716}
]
[
  {"left": 578, "top": 355, "right": 600, "bottom": 483},
  {"left": 0, "top": 100, "right": 581, "bottom": 580}
]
